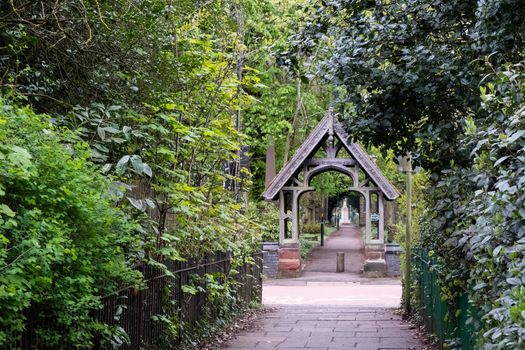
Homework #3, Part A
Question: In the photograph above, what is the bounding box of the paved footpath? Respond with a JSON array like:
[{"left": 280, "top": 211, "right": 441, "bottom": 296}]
[
  {"left": 224, "top": 225, "right": 425, "bottom": 349},
  {"left": 225, "top": 306, "right": 423, "bottom": 349}
]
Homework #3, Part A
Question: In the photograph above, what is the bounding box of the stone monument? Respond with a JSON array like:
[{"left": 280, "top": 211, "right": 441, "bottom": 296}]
[{"left": 339, "top": 198, "right": 351, "bottom": 225}]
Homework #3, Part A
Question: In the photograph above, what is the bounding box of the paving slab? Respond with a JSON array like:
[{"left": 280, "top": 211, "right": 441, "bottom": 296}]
[
  {"left": 224, "top": 226, "right": 424, "bottom": 349},
  {"left": 224, "top": 306, "right": 424, "bottom": 349},
  {"left": 303, "top": 224, "right": 364, "bottom": 274}
]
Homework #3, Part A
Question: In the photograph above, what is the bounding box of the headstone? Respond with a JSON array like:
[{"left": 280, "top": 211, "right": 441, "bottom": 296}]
[{"left": 339, "top": 198, "right": 351, "bottom": 225}]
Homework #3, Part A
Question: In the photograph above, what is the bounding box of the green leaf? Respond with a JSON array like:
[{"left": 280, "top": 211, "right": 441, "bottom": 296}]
[
  {"left": 102, "top": 164, "right": 112, "bottom": 173},
  {"left": 181, "top": 285, "right": 198, "bottom": 295},
  {"left": 507, "top": 130, "right": 525, "bottom": 143},
  {"left": 130, "top": 155, "right": 143, "bottom": 174},
  {"left": 97, "top": 126, "right": 106, "bottom": 140},
  {"left": 143, "top": 163, "right": 152, "bottom": 177},
  {"left": 493, "top": 245, "right": 503, "bottom": 257},
  {"left": 494, "top": 156, "right": 509, "bottom": 167},
  {"left": 116, "top": 155, "right": 130, "bottom": 174},
  {"left": 127, "top": 197, "right": 143, "bottom": 210},
  {"left": 0, "top": 204, "right": 15, "bottom": 217}
]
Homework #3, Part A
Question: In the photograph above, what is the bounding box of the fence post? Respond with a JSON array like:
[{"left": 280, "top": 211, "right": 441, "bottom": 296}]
[{"left": 320, "top": 221, "right": 325, "bottom": 246}]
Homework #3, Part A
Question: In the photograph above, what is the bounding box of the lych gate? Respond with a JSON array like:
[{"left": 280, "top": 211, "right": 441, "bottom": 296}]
[{"left": 262, "top": 109, "right": 399, "bottom": 277}]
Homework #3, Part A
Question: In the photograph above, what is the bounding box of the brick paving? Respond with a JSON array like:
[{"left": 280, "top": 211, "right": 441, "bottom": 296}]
[{"left": 224, "top": 306, "right": 423, "bottom": 349}]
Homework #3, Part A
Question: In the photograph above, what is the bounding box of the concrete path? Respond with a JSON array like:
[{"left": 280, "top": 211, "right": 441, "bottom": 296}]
[
  {"left": 262, "top": 284, "right": 401, "bottom": 308},
  {"left": 224, "top": 225, "right": 424, "bottom": 349},
  {"left": 303, "top": 224, "right": 364, "bottom": 275}
]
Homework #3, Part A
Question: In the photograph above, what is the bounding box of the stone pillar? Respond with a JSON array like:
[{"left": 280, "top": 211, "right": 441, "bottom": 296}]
[
  {"left": 291, "top": 190, "right": 299, "bottom": 241},
  {"left": 363, "top": 243, "right": 387, "bottom": 277},
  {"left": 363, "top": 191, "right": 387, "bottom": 277},
  {"left": 378, "top": 192, "right": 385, "bottom": 243},
  {"left": 385, "top": 243, "right": 402, "bottom": 277},
  {"left": 359, "top": 196, "right": 366, "bottom": 226},
  {"left": 278, "top": 191, "right": 290, "bottom": 242},
  {"left": 278, "top": 243, "right": 301, "bottom": 278},
  {"left": 364, "top": 190, "right": 371, "bottom": 241}
]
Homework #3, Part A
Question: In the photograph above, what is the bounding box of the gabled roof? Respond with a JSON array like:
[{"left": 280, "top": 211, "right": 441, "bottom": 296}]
[{"left": 262, "top": 110, "right": 399, "bottom": 201}]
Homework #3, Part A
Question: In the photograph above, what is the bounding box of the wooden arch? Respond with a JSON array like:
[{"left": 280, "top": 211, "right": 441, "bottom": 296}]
[{"left": 262, "top": 110, "right": 399, "bottom": 277}]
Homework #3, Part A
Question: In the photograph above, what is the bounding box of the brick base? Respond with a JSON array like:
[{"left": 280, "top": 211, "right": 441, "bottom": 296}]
[
  {"left": 366, "top": 251, "right": 384, "bottom": 260},
  {"left": 278, "top": 244, "right": 301, "bottom": 278},
  {"left": 363, "top": 259, "right": 387, "bottom": 277}
]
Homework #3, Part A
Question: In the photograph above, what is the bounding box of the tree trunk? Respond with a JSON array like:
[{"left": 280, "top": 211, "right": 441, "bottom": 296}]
[
  {"left": 265, "top": 137, "right": 276, "bottom": 188},
  {"left": 283, "top": 78, "right": 302, "bottom": 164},
  {"left": 234, "top": 1, "right": 244, "bottom": 200}
]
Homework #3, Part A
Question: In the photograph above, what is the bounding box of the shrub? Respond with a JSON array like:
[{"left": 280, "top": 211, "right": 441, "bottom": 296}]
[
  {"left": 0, "top": 100, "right": 142, "bottom": 347},
  {"left": 250, "top": 201, "right": 279, "bottom": 242},
  {"left": 300, "top": 237, "right": 314, "bottom": 260},
  {"left": 420, "top": 64, "right": 525, "bottom": 348},
  {"left": 302, "top": 222, "right": 321, "bottom": 234}
]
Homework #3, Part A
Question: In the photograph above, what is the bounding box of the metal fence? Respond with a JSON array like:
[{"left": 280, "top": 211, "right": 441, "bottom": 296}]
[
  {"left": 413, "top": 249, "right": 478, "bottom": 350},
  {"left": 10, "top": 251, "right": 263, "bottom": 349}
]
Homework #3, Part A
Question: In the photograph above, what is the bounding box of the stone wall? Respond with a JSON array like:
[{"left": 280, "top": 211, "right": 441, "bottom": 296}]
[{"left": 262, "top": 242, "right": 279, "bottom": 278}]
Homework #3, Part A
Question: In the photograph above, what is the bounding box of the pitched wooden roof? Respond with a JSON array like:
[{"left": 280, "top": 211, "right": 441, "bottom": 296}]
[{"left": 262, "top": 110, "right": 399, "bottom": 201}]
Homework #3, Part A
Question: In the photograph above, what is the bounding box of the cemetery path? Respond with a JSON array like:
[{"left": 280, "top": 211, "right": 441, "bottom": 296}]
[
  {"left": 302, "top": 223, "right": 365, "bottom": 275},
  {"left": 223, "top": 226, "right": 426, "bottom": 349}
]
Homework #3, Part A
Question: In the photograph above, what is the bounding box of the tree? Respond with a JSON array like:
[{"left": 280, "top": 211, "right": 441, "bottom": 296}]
[
  {"left": 290, "top": 0, "right": 525, "bottom": 170},
  {"left": 290, "top": 1, "right": 525, "bottom": 347}
]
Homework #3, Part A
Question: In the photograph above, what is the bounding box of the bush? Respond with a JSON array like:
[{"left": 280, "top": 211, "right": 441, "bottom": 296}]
[
  {"left": 302, "top": 222, "right": 321, "bottom": 234},
  {"left": 250, "top": 201, "right": 279, "bottom": 242},
  {"left": 419, "top": 64, "right": 525, "bottom": 348},
  {"left": 300, "top": 237, "right": 314, "bottom": 260},
  {"left": 0, "top": 101, "right": 142, "bottom": 347}
]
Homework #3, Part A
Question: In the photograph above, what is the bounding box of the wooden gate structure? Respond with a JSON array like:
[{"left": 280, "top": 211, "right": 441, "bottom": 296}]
[{"left": 262, "top": 109, "right": 399, "bottom": 277}]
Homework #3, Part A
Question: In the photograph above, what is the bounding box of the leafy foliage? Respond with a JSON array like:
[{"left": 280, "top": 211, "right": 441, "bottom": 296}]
[
  {"left": 0, "top": 100, "right": 142, "bottom": 347},
  {"left": 241, "top": 0, "right": 331, "bottom": 195},
  {"left": 1, "top": 0, "right": 268, "bottom": 346},
  {"left": 249, "top": 201, "right": 279, "bottom": 242},
  {"left": 292, "top": 1, "right": 525, "bottom": 348},
  {"left": 290, "top": 0, "right": 525, "bottom": 170},
  {"left": 421, "top": 65, "right": 525, "bottom": 348}
]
